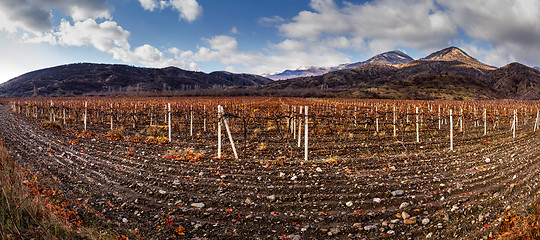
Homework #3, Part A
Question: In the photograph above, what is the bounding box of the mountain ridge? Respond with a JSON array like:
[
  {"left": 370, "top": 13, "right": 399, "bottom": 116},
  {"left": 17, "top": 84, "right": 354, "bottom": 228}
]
[
  {"left": 259, "top": 46, "right": 540, "bottom": 100},
  {"left": 266, "top": 50, "right": 414, "bottom": 80},
  {"left": 0, "top": 63, "right": 271, "bottom": 97}
]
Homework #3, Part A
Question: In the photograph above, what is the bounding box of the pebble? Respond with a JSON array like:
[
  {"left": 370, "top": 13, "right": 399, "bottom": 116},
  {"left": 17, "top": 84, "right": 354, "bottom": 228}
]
[
  {"left": 387, "top": 230, "right": 395, "bottom": 235},
  {"left": 404, "top": 218, "right": 416, "bottom": 225},
  {"left": 399, "top": 202, "right": 410, "bottom": 209},
  {"left": 485, "top": 157, "right": 491, "bottom": 163},
  {"left": 315, "top": 167, "right": 323, "bottom": 172},
  {"left": 267, "top": 195, "right": 276, "bottom": 201},
  {"left": 346, "top": 201, "right": 353, "bottom": 207},
  {"left": 279, "top": 172, "right": 285, "bottom": 177},
  {"left": 291, "top": 175, "right": 298, "bottom": 181},
  {"left": 391, "top": 190, "right": 404, "bottom": 196},
  {"left": 401, "top": 212, "right": 410, "bottom": 219},
  {"left": 158, "top": 190, "right": 166, "bottom": 194},
  {"left": 245, "top": 198, "right": 252, "bottom": 204},
  {"left": 422, "top": 218, "right": 430, "bottom": 225},
  {"left": 172, "top": 179, "right": 180, "bottom": 185},
  {"left": 191, "top": 202, "right": 205, "bottom": 208},
  {"left": 373, "top": 198, "right": 382, "bottom": 203},
  {"left": 122, "top": 218, "right": 128, "bottom": 223}
]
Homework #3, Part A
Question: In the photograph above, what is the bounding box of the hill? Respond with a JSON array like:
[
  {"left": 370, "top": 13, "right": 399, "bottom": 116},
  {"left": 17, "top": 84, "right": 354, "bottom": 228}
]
[
  {"left": 0, "top": 63, "right": 272, "bottom": 97},
  {"left": 265, "top": 50, "right": 413, "bottom": 80},
  {"left": 260, "top": 47, "right": 540, "bottom": 100}
]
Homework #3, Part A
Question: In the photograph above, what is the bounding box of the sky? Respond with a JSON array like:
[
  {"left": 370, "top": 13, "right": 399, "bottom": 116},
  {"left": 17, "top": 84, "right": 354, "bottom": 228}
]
[{"left": 1, "top": 0, "right": 540, "bottom": 83}]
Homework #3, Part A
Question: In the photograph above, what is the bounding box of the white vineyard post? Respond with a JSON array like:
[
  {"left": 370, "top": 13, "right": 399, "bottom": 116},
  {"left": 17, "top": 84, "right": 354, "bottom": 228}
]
[
  {"left": 298, "top": 106, "right": 303, "bottom": 147},
  {"left": 393, "top": 105, "right": 396, "bottom": 137},
  {"left": 221, "top": 105, "right": 238, "bottom": 160},
  {"left": 63, "top": 108, "right": 66, "bottom": 125},
  {"left": 84, "top": 101, "right": 87, "bottom": 132},
  {"left": 110, "top": 103, "right": 113, "bottom": 130},
  {"left": 416, "top": 107, "right": 419, "bottom": 143},
  {"left": 190, "top": 105, "right": 193, "bottom": 137},
  {"left": 513, "top": 109, "right": 516, "bottom": 139},
  {"left": 203, "top": 105, "right": 207, "bottom": 132},
  {"left": 218, "top": 105, "right": 222, "bottom": 159},
  {"left": 168, "top": 103, "right": 172, "bottom": 143},
  {"left": 150, "top": 106, "right": 153, "bottom": 126},
  {"left": 483, "top": 108, "right": 487, "bottom": 136},
  {"left": 450, "top": 109, "right": 453, "bottom": 150},
  {"left": 292, "top": 106, "right": 296, "bottom": 139},
  {"left": 304, "top": 106, "right": 309, "bottom": 161},
  {"left": 534, "top": 109, "right": 539, "bottom": 132}
]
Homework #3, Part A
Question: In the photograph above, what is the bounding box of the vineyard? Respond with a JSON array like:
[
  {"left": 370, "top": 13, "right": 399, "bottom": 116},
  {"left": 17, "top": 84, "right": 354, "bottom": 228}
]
[{"left": 3, "top": 97, "right": 540, "bottom": 239}]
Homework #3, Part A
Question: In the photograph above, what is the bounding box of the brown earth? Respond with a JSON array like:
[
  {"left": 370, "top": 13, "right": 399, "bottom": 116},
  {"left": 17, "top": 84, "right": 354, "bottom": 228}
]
[{"left": 1, "top": 104, "right": 539, "bottom": 239}]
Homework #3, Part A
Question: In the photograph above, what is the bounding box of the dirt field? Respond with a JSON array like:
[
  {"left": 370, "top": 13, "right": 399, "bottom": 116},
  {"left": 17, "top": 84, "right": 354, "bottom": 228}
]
[{"left": 2, "top": 98, "right": 540, "bottom": 239}]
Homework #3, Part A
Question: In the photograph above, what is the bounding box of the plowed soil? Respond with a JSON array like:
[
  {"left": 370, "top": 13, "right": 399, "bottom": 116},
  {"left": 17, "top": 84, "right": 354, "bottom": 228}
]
[{"left": 1, "top": 105, "right": 539, "bottom": 239}]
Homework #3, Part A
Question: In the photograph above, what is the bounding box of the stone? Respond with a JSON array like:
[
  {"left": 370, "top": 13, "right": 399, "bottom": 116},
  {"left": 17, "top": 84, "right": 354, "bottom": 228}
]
[
  {"left": 267, "top": 195, "right": 276, "bottom": 201},
  {"left": 191, "top": 202, "right": 205, "bottom": 208},
  {"left": 373, "top": 198, "right": 382, "bottom": 203},
  {"left": 404, "top": 218, "right": 416, "bottom": 224},
  {"left": 346, "top": 201, "right": 353, "bottom": 207},
  {"left": 422, "top": 218, "right": 430, "bottom": 225},
  {"left": 316, "top": 167, "right": 323, "bottom": 172},
  {"left": 122, "top": 218, "right": 128, "bottom": 223},
  {"left": 391, "top": 190, "right": 404, "bottom": 196},
  {"left": 399, "top": 202, "right": 410, "bottom": 209},
  {"left": 401, "top": 212, "right": 410, "bottom": 219}
]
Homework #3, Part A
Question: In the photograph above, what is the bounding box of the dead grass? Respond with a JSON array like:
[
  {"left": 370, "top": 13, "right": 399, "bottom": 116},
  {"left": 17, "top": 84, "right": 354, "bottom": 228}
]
[{"left": 0, "top": 138, "right": 116, "bottom": 239}]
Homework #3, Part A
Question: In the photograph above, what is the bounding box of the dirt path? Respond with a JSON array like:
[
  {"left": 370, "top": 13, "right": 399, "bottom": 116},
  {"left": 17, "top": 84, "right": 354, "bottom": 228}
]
[{"left": 1, "top": 105, "right": 540, "bottom": 239}]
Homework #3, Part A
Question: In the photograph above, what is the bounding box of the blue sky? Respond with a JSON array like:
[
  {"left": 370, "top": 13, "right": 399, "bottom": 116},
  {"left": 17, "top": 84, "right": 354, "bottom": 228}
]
[{"left": 1, "top": 0, "right": 540, "bottom": 82}]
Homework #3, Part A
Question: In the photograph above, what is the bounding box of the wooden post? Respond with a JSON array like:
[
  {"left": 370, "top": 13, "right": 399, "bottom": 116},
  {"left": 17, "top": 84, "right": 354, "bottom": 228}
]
[
  {"left": 438, "top": 105, "right": 441, "bottom": 130},
  {"left": 304, "top": 106, "right": 308, "bottom": 161},
  {"left": 63, "top": 108, "right": 66, "bottom": 125},
  {"left": 168, "top": 103, "right": 171, "bottom": 142},
  {"left": 450, "top": 109, "right": 453, "bottom": 150},
  {"left": 460, "top": 107, "right": 463, "bottom": 133},
  {"left": 416, "top": 107, "right": 419, "bottom": 143},
  {"left": 218, "top": 105, "right": 222, "bottom": 158},
  {"left": 375, "top": 106, "right": 379, "bottom": 132}
]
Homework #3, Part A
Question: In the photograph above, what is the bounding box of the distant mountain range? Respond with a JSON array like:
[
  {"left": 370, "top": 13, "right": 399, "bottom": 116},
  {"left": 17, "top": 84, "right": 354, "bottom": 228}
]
[
  {"left": 0, "top": 63, "right": 271, "bottom": 97},
  {"left": 265, "top": 50, "right": 414, "bottom": 80},
  {"left": 259, "top": 47, "right": 540, "bottom": 100},
  {"left": 1, "top": 46, "right": 540, "bottom": 99}
]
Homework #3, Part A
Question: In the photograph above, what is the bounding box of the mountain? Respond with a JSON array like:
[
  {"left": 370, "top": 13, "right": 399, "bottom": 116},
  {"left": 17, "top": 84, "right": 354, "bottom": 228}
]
[
  {"left": 260, "top": 46, "right": 540, "bottom": 100},
  {"left": 535, "top": 66, "right": 540, "bottom": 71},
  {"left": 0, "top": 63, "right": 272, "bottom": 97},
  {"left": 266, "top": 50, "right": 414, "bottom": 80}
]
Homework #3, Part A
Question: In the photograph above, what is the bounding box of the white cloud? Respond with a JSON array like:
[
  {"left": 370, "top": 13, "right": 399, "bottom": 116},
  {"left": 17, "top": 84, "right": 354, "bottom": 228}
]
[
  {"left": 230, "top": 26, "right": 239, "bottom": 34},
  {"left": 138, "top": 0, "right": 202, "bottom": 22},
  {"left": 259, "top": 16, "right": 286, "bottom": 26},
  {"left": 0, "top": 0, "right": 111, "bottom": 33},
  {"left": 439, "top": 0, "right": 540, "bottom": 67}
]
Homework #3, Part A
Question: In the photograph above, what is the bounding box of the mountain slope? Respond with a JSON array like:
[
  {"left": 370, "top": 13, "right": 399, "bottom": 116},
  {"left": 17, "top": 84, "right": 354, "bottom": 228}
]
[
  {"left": 260, "top": 47, "right": 540, "bottom": 100},
  {"left": 266, "top": 50, "right": 414, "bottom": 80},
  {"left": 0, "top": 63, "right": 272, "bottom": 97}
]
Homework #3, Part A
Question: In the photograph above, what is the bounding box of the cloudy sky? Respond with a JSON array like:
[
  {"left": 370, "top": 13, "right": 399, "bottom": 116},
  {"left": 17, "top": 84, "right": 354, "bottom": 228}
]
[{"left": 0, "top": 0, "right": 540, "bottom": 82}]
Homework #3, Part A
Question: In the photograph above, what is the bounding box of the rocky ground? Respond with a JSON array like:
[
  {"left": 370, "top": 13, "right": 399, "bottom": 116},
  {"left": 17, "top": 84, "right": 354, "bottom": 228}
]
[{"left": 1, "top": 104, "right": 539, "bottom": 239}]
